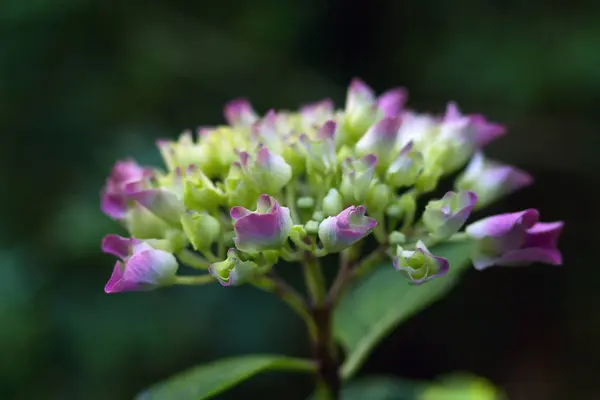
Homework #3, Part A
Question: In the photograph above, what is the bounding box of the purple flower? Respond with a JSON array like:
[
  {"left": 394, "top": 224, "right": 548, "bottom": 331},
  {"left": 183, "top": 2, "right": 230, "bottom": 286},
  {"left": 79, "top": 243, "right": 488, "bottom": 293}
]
[
  {"left": 355, "top": 116, "right": 402, "bottom": 166},
  {"left": 393, "top": 241, "right": 449, "bottom": 284},
  {"left": 251, "top": 110, "right": 284, "bottom": 153},
  {"left": 300, "top": 99, "right": 335, "bottom": 129},
  {"left": 101, "top": 160, "right": 152, "bottom": 219},
  {"left": 347, "top": 78, "right": 407, "bottom": 118},
  {"left": 102, "top": 234, "right": 178, "bottom": 293},
  {"left": 442, "top": 102, "right": 506, "bottom": 148},
  {"left": 126, "top": 188, "right": 185, "bottom": 225},
  {"left": 466, "top": 209, "right": 564, "bottom": 270},
  {"left": 224, "top": 98, "right": 258, "bottom": 126},
  {"left": 318, "top": 205, "right": 377, "bottom": 252},
  {"left": 237, "top": 145, "right": 292, "bottom": 195},
  {"left": 422, "top": 191, "right": 478, "bottom": 240},
  {"left": 300, "top": 120, "right": 338, "bottom": 175},
  {"left": 456, "top": 152, "right": 533, "bottom": 209},
  {"left": 377, "top": 88, "right": 408, "bottom": 117},
  {"left": 345, "top": 78, "right": 407, "bottom": 138},
  {"left": 340, "top": 155, "right": 378, "bottom": 203},
  {"left": 385, "top": 141, "right": 424, "bottom": 188},
  {"left": 230, "top": 195, "right": 293, "bottom": 253},
  {"left": 397, "top": 111, "right": 437, "bottom": 149}
]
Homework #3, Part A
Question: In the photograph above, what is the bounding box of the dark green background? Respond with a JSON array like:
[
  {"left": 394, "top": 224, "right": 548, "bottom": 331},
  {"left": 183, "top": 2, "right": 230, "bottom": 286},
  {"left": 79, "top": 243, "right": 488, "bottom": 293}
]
[{"left": 1, "top": 1, "right": 598, "bottom": 399}]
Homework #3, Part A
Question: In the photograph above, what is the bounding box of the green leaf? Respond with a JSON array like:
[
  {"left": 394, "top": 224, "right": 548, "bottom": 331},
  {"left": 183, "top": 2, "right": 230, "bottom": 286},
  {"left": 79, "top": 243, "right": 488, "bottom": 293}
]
[
  {"left": 313, "top": 374, "right": 505, "bottom": 400},
  {"left": 334, "top": 241, "right": 474, "bottom": 379},
  {"left": 136, "top": 355, "right": 316, "bottom": 400},
  {"left": 420, "top": 373, "right": 507, "bottom": 400},
  {"left": 339, "top": 376, "right": 423, "bottom": 400}
]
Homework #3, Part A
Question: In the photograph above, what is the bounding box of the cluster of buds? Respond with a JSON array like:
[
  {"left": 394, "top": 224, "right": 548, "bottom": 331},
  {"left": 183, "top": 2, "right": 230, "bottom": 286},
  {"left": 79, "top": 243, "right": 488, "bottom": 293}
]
[{"left": 100, "top": 79, "right": 563, "bottom": 292}]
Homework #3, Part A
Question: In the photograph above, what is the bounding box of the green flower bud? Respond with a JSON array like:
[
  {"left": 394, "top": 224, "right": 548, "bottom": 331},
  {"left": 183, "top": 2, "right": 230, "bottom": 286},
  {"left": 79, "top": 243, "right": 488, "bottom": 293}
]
[
  {"left": 290, "top": 225, "right": 312, "bottom": 250},
  {"left": 388, "top": 231, "right": 406, "bottom": 245},
  {"left": 415, "top": 164, "right": 443, "bottom": 193},
  {"left": 165, "top": 229, "right": 189, "bottom": 253},
  {"left": 365, "top": 182, "right": 391, "bottom": 213},
  {"left": 305, "top": 220, "right": 320, "bottom": 235},
  {"left": 224, "top": 162, "right": 260, "bottom": 208},
  {"left": 196, "top": 127, "right": 239, "bottom": 178},
  {"left": 312, "top": 211, "right": 325, "bottom": 222},
  {"left": 184, "top": 166, "right": 225, "bottom": 211},
  {"left": 181, "top": 211, "right": 221, "bottom": 251},
  {"left": 386, "top": 204, "right": 403, "bottom": 218},
  {"left": 125, "top": 203, "right": 170, "bottom": 239},
  {"left": 238, "top": 145, "right": 292, "bottom": 196},
  {"left": 282, "top": 142, "right": 305, "bottom": 176},
  {"left": 422, "top": 191, "right": 477, "bottom": 240},
  {"left": 340, "top": 155, "right": 378, "bottom": 204},
  {"left": 297, "top": 196, "right": 315, "bottom": 209},
  {"left": 322, "top": 188, "right": 343, "bottom": 217},
  {"left": 208, "top": 248, "right": 258, "bottom": 286},
  {"left": 385, "top": 142, "right": 424, "bottom": 189}
]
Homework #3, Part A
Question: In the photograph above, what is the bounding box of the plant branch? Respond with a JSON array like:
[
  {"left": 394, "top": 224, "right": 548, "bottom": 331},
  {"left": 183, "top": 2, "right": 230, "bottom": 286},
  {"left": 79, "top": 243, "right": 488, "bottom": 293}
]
[
  {"left": 176, "top": 249, "right": 210, "bottom": 269},
  {"left": 302, "top": 253, "right": 327, "bottom": 306},
  {"left": 253, "top": 272, "right": 317, "bottom": 341},
  {"left": 326, "top": 245, "right": 388, "bottom": 307},
  {"left": 173, "top": 275, "right": 215, "bottom": 285}
]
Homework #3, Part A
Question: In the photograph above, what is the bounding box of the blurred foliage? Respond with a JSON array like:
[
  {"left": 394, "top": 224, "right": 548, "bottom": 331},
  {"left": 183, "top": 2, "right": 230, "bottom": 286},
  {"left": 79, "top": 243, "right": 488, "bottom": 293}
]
[{"left": 1, "top": 0, "right": 599, "bottom": 399}]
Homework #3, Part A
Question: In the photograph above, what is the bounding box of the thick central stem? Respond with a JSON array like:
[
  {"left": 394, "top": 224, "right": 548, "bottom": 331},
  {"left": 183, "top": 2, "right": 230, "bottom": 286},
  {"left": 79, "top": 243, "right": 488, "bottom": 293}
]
[
  {"left": 303, "top": 254, "right": 341, "bottom": 400},
  {"left": 311, "top": 305, "right": 340, "bottom": 400}
]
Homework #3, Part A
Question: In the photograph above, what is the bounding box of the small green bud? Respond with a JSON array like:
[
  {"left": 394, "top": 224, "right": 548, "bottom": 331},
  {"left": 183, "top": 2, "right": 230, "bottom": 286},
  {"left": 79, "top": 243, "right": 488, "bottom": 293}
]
[
  {"left": 181, "top": 211, "right": 221, "bottom": 251},
  {"left": 388, "top": 231, "right": 406, "bottom": 245},
  {"left": 385, "top": 142, "right": 424, "bottom": 189},
  {"left": 223, "top": 230, "right": 235, "bottom": 247},
  {"left": 290, "top": 225, "right": 312, "bottom": 250},
  {"left": 282, "top": 142, "right": 306, "bottom": 176},
  {"left": 165, "top": 229, "right": 189, "bottom": 253},
  {"left": 336, "top": 145, "right": 355, "bottom": 164},
  {"left": 365, "top": 182, "right": 391, "bottom": 213},
  {"left": 184, "top": 167, "right": 225, "bottom": 211},
  {"left": 312, "top": 211, "right": 325, "bottom": 222},
  {"left": 415, "top": 164, "right": 443, "bottom": 193},
  {"left": 322, "top": 188, "right": 343, "bottom": 217},
  {"left": 340, "top": 155, "right": 378, "bottom": 204},
  {"left": 209, "top": 248, "right": 258, "bottom": 286},
  {"left": 386, "top": 204, "right": 403, "bottom": 218},
  {"left": 422, "top": 191, "right": 477, "bottom": 240},
  {"left": 397, "top": 193, "right": 417, "bottom": 221},
  {"left": 125, "top": 203, "right": 170, "bottom": 239},
  {"left": 297, "top": 196, "right": 315, "bottom": 209},
  {"left": 305, "top": 220, "right": 320, "bottom": 235}
]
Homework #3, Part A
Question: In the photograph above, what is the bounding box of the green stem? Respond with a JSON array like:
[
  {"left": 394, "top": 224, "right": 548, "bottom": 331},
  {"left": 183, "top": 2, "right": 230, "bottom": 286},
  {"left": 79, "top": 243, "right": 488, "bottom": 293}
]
[
  {"left": 173, "top": 275, "right": 215, "bottom": 285},
  {"left": 352, "top": 245, "right": 389, "bottom": 280},
  {"left": 286, "top": 184, "right": 301, "bottom": 224},
  {"left": 448, "top": 232, "right": 470, "bottom": 242},
  {"left": 302, "top": 254, "right": 327, "bottom": 306},
  {"left": 177, "top": 249, "right": 209, "bottom": 269},
  {"left": 372, "top": 211, "right": 387, "bottom": 243},
  {"left": 253, "top": 274, "right": 317, "bottom": 341},
  {"left": 326, "top": 249, "right": 352, "bottom": 306}
]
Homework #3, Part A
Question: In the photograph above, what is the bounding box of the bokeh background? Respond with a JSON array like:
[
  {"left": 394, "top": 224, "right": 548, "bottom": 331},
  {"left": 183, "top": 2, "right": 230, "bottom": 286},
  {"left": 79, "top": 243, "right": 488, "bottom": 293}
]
[{"left": 1, "top": 1, "right": 599, "bottom": 399}]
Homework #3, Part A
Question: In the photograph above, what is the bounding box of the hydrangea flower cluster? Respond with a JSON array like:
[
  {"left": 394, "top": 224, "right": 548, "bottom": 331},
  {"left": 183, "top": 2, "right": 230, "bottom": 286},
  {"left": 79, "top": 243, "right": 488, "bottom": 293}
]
[{"left": 100, "top": 79, "right": 563, "bottom": 293}]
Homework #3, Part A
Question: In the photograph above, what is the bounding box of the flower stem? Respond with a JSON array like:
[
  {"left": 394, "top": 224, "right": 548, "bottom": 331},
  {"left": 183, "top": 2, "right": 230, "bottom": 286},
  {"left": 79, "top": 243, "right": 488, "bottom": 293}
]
[
  {"left": 302, "top": 254, "right": 327, "bottom": 306},
  {"left": 173, "top": 275, "right": 215, "bottom": 285},
  {"left": 301, "top": 253, "right": 340, "bottom": 399},
  {"left": 253, "top": 273, "right": 317, "bottom": 341},
  {"left": 176, "top": 249, "right": 210, "bottom": 269},
  {"left": 311, "top": 305, "right": 340, "bottom": 400},
  {"left": 352, "top": 245, "right": 389, "bottom": 280},
  {"left": 286, "top": 184, "right": 301, "bottom": 224}
]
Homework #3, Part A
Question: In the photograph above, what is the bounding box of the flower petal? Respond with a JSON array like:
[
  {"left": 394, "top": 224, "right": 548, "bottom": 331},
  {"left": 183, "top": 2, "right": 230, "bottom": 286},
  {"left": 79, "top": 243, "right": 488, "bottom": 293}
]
[{"left": 101, "top": 234, "right": 137, "bottom": 259}]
